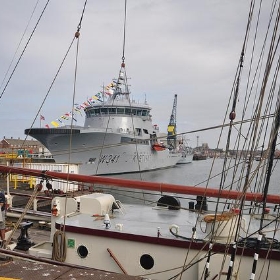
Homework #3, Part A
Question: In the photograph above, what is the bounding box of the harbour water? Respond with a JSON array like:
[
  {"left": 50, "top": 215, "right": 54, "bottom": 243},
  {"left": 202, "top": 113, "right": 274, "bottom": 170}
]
[
  {"left": 98, "top": 158, "right": 280, "bottom": 209},
  {"left": 106, "top": 158, "right": 279, "bottom": 192}
]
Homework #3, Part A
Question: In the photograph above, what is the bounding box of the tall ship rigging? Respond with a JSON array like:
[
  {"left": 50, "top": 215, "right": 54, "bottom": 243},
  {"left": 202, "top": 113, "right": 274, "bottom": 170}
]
[{"left": 1, "top": 1, "right": 280, "bottom": 279}]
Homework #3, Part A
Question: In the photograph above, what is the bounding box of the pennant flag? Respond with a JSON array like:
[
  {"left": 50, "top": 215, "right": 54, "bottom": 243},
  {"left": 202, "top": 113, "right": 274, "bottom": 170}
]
[
  {"left": 46, "top": 87, "right": 108, "bottom": 129},
  {"left": 105, "top": 88, "right": 113, "bottom": 95},
  {"left": 56, "top": 119, "right": 65, "bottom": 125},
  {"left": 74, "top": 107, "right": 83, "bottom": 116},
  {"left": 87, "top": 98, "right": 94, "bottom": 105},
  {"left": 51, "top": 121, "right": 59, "bottom": 127},
  {"left": 45, "top": 124, "right": 50, "bottom": 129},
  {"left": 83, "top": 101, "right": 90, "bottom": 107}
]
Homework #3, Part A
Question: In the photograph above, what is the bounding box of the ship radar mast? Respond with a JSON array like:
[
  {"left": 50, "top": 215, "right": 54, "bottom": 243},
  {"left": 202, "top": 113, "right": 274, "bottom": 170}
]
[
  {"left": 111, "top": 63, "right": 130, "bottom": 100},
  {"left": 111, "top": 0, "right": 129, "bottom": 101},
  {"left": 167, "top": 94, "right": 177, "bottom": 149}
]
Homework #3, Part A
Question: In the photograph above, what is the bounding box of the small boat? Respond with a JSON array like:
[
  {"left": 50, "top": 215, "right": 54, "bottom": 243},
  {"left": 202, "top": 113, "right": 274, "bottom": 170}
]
[
  {"left": 193, "top": 153, "right": 207, "bottom": 161},
  {"left": 177, "top": 137, "right": 193, "bottom": 164},
  {"left": 152, "top": 142, "right": 167, "bottom": 151}
]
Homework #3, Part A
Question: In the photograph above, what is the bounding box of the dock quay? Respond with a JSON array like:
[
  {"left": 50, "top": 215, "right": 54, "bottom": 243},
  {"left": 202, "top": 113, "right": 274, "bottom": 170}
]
[
  {"left": 0, "top": 256, "right": 143, "bottom": 280},
  {"left": 0, "top": 209, "right": 143, "bottom": 280},
  {"left": 0, "top": 166, "right": 144, "bottom": 279}
]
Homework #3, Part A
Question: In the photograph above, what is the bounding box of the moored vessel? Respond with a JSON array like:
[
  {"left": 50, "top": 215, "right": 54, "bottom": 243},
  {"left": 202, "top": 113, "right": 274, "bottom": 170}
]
[{"left": 25, "top": 61, "right": 181, "bottom": 176}]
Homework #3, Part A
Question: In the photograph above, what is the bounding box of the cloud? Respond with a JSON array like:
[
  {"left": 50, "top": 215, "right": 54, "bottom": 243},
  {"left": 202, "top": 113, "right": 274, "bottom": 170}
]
[{"left": 0, "top": 0, "right": 257, "bottom": 148}]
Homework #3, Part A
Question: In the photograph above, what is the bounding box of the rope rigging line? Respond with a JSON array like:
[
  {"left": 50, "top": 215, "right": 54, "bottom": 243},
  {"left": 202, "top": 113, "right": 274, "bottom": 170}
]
[
  {"left": 67, "top": 7, "right": 86, "bottom": 177},
  {"left": 122, "top": 0, "right": 127, "bottom": 63},
  {"left": 0, "top": 0, "right": 40, "bottom": 93},
  {"left": 5, "top": 0, "right": 89, "bottom": 258},
  {"left": 33, "top": 113, "right": 275, "bottom": 160},
  {"left": 96, "top": 0, "right": 128, "bottom": 174},
  {"left": 245, "top": 1, "right": 280, "bottom": 278},
  {"left": 52, "top": 230, "right": 66, "bottom": 262},
  {"left": 236, "top": 2, "right": 278, "bottom": 278},
  {"left": 24, "top": 35, "right": 77, "bottom": 145},
  {"left": 0, "top": 0, "right": 51, "bottom": 101},
  {"left": 25, "top": 0, "right": 88, "bottom": 160},
  {"left": 204, "top": 0, "right": 255, "bottom": 274},
  {"left": 77, "top": 0, "right": 88, "bottom": 32},
  {"left": 194, "top": 0, "right": 280, "bottom": 278},
  {"left": 94, "top": 0, "right": 147, "bottom": 182},
  {"left": 47, "top": 0, "right": 89, "bottom": 234},
  {"left": 228, "top": 3, "right": 278, "bottom": 268}
]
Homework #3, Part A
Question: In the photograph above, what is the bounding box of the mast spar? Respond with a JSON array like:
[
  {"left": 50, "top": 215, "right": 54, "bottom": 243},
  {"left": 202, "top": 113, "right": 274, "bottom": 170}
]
[{"left": 1, "top": 164, "right": 280, "bottom": 204}]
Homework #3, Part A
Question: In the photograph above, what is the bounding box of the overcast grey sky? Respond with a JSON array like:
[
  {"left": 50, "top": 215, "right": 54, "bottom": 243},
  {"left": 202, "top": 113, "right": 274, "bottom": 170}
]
[{"left": 0, "top": 1, "right": 259, "bottom": 148}]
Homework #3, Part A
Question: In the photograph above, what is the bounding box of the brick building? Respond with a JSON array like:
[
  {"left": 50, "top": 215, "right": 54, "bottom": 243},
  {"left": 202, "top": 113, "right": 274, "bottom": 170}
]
[{"left": 0, "top": 137, "right": 49, "bottom": 156}]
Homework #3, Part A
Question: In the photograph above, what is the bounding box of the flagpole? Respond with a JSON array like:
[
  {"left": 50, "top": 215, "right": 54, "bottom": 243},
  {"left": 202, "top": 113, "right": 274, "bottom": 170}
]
[{"left": 40, "top": 114, "right": 45, "bottom": 128}]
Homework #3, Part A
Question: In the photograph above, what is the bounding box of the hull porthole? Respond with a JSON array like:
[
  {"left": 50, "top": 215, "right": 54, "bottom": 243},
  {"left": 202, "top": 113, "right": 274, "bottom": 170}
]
[
  {"left": 77, "top": 245, "right": 89, "bottom": 258},
  {"left": 140, "top": 254, "right": 154, "bottom": 270}
]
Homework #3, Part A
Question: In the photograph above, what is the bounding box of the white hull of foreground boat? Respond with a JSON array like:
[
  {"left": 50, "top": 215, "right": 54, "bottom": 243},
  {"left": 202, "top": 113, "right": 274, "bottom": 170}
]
[
  {"left": 52, "top": 231, "right": 279, "bottom": 279},
  {"left": 28, "top": 193, "right": 280, "bottom": 280}
]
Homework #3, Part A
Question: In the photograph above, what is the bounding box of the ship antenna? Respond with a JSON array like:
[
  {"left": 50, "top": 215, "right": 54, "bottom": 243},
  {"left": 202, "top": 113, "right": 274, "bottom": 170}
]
[{"left": 121, "top": 0, "right": 127, "bottom": 65}]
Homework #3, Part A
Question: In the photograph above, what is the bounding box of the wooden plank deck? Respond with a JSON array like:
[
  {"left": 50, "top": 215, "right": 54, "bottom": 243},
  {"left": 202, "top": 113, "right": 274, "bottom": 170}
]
[{"left": 0, "top": 257, "right": 143, "bottom": 279}]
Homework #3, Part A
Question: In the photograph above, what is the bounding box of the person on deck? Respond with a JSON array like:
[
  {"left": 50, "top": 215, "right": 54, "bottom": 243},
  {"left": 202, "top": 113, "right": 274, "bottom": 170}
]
[{"left": 0, "top": 191, "right": 6, "bottom": 248}]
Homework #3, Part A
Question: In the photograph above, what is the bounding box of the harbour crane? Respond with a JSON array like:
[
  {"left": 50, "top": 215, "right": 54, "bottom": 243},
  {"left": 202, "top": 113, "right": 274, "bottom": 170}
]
[{"left": 167, "top": 94, "right": 177, "bottom": 149}]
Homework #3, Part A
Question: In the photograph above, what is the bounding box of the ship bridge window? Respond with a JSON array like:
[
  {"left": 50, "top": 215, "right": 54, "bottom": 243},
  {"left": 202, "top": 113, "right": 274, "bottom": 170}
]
[
  {"left": 101, "top": 108, "right": 108, "bottom": 114},
  {"left": 142, "top": 110, "right": 148, "bottom": 116},
  {"left": 117, "top": 108, "right": 125, "bottom": 114},
  {"left": 125, "top": 108, "right": 131, "bottom": 115},
  {"left": 137, "top": 110, "right": 142, "bottom": 116},
  {"left": 94, "top": 108, "right": 101, "bottom": 115},
  {"left": 135, "top": 128, "right": 142, "bottom": 136},
  {"left": 108, "top": 108, "right": 116, "bottom": 114},
  {"left": 143, "top": 129, "right": 149, "bottom": 134},
  {"left": 124, "top": 108, "right": 136, "bottom": 115}
]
